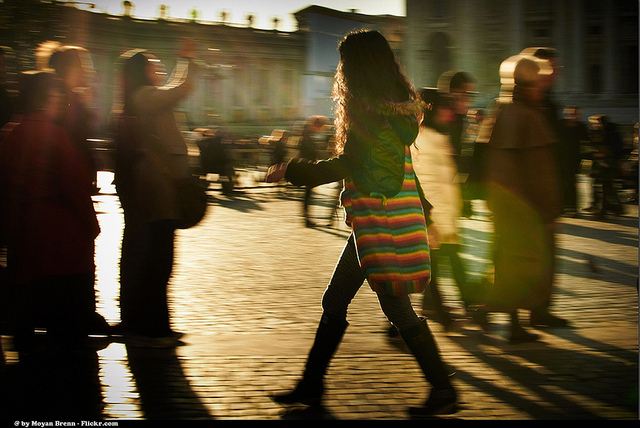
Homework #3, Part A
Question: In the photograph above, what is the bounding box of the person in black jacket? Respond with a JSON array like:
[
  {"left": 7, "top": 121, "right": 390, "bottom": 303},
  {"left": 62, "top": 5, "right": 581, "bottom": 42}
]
[
  {"left": 586, "top": 114, "right": 624, "bottom": 218},
  {"left": 560, "top": 106, "right": 589, "bottom": 215}
]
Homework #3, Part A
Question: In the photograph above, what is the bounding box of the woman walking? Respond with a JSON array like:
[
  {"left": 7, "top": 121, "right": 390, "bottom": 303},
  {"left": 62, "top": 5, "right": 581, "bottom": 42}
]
[{"left": 266, "top": 29, "right": 456, "bottom": 418}]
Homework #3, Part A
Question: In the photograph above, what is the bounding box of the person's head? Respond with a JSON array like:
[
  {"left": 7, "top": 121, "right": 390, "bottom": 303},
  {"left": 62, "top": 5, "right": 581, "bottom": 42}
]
[
  {"left": 332, "top": 29, "right": 416, "bottom": 153},
  {"left": 520, "top": 47, "right": 560, "bottom": 88},
  {"left": 334, "top": 29, "right": 413, "bottom": 106},
  {"left": 419, "top": 87, "right": 454, "bottom": 131},
  {"left": 19, "top": 70, "right": 65, "bottom": 119},
  {"left": 563, "top": 105, "right": 581, "bottom": 121},
  {"left": 120, "top": 49, "right": 163, "bottom": 113},
  {"left": 45, "top": 44, "right": 94, "bottom": 90},
  {"left": 499, "top": 54, "right": 553, "bottom": 104},
  {"left": 437, "top": 71, "right": 477, "bottom": 115}
]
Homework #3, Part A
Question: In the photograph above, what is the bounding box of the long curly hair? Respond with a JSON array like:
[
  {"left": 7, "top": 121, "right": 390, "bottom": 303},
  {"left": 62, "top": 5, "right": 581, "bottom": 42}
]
[{"left": 332, "top": 29, "right": 417, "bottom": 155}]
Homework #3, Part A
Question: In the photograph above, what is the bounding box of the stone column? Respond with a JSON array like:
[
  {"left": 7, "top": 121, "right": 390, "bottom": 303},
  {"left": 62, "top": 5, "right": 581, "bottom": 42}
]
[
  {"left": 602, "top": 0, "right": 617, "bottom": 95},
  {"left": 567, "top": 0, "right": 587, "bottom": 95}
]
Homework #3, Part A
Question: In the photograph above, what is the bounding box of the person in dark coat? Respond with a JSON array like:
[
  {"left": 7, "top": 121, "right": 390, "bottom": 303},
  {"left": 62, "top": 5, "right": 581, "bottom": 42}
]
[
  {"left": 0, "top": 47, "right": 14, "bottom": 129},
  {"left": 585, "top": 114, "right": 624, "bottom": 218},
  {"left": 480, "top": 55, "right": 566, "bottom": 343},
  {"left": 39, "top": 42, "right": 113, "bottom": 336},
  {"left": 0, "top": 71, "right": 100, "bottom": 355},
  {"left": 297, "top": 116, "right": 326, "bottom": 226},
  {"left": 197, "top": 128, "right": 236, "bottom": 194},
  {"left": 560, "top": 106, "right": 589, "bottom": 215}
]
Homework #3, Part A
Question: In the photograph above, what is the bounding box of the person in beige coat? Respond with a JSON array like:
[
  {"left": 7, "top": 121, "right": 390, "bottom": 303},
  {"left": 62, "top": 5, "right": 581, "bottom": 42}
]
[
  {"left": 114, "top": 39, "right": 198, "bottom": 348},
  {"left": 412, "top": 88, "right": 468, "bottom": 329}
]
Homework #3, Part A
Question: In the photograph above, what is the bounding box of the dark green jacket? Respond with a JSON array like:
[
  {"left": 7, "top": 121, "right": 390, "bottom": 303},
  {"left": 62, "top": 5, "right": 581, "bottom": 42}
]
[{"left": 285, "top": 105, "right": 419, "bottom": 199}]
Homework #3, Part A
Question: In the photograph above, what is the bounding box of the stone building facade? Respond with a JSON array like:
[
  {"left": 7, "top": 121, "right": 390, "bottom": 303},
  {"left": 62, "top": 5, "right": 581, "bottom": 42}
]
[
  {"left": 1, "top": 1, "right": 637, "bottom": 139},
  {"left": 404, "top": 0, "right": 638, "bottom": 123}
]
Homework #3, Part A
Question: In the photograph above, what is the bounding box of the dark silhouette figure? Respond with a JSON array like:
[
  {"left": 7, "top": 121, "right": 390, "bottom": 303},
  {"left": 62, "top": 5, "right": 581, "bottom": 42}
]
[
  {"left": 39, "top": 41, "right": 111, "bottom": 335},
  {"left": 114, "top": 39, "right": 198, "bottom": 348},
  {"left": 479, "top": 55, "right": 566, "bottom": 343},
  {"left": 197, "top": 128, "right": 236, "bottom": 194},
  {"left": 560, "top": 106, "right": 589, "bottom": 214},
  {"left": 0, "top": 46, "right": 14, "bottom": 129},
  {"left": 0, "top": 71, "right": 100, "bottom": 356},
  {"left": 298, "top": 116, "right": 326, "bottom": 227},
  {"left": 585, "top": 114, "right": 625, "bottom": 218}
]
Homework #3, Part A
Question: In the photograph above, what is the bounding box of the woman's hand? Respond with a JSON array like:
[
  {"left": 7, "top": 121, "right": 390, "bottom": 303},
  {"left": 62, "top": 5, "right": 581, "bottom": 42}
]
[{"left": 265, "top": 163, "right": 288, "bottom": 183}]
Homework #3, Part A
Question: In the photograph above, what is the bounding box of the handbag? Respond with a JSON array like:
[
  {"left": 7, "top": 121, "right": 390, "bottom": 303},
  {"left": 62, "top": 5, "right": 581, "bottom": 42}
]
[
  {"left": 134, "top": 119, "right": 209, "bottom": 229},
  {"left": 341, "top": 147, "right": 431, "bottom": 296},
  {"left": 174, "top": 174, "right": 208, "bottom": 229}
]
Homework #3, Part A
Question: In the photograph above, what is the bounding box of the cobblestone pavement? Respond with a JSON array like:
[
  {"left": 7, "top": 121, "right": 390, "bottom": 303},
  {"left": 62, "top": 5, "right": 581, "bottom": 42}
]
[{"left": 1, "top": 171, "right": 638, "bottom": 421}]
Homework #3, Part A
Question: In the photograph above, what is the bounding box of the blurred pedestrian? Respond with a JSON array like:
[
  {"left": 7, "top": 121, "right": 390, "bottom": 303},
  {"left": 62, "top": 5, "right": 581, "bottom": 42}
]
[
  {"left": 0, "top": 46, "right": 15, "bottom": 345},
  {"left": 0, "top": 46, "right": 14, "bottom": 129},
  {"left": 411, "top": 87, "right": 469, "bottom": 329},
  {"left": 466, "top": 107, "right": 489, "bottom": 202},
  {"left": 560, "top": 106, "right": 589, "bottom": 215},
  {"left": 622, "top": 121, "right": 638, "bottom": 203},
  {"left": 38, "top": 42, "right": 112, "bottom": 335},
  {"left": 298, "top": 116, "right": 326, "bottom": 227},
  {"left": 38, "top": 42, "right": 99, "bottom": 193},
  {"left": 197, "top": 128, "right": 236, "bottom": 194},
  {"left": 519, "top": 47, "right": 571, "bottom": 327},
  {"left": 0, "top": 70, "right": 100, "bottom": 356},
  {"left": 521, "top": 48, "right": 572, "bottom": 213},
  {"left": 114, "top": 39, "right": 198, "bottom": 348},
  {"left": 585, "top": 114, "right": 624, "bottom": 218},
  {"left": 437, "top": 70, "right": 477, "bottom": 218},
  {"left": 480, "top": 55, "right": 566, "bottom": 343},
  {"left": 266, "top": 29, "right": 457, "bottom": 417}
]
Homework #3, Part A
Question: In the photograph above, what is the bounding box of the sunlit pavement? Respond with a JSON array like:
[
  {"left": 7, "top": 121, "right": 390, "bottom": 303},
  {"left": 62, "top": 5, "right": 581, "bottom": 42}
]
[{"left": 2, "top": 171, "right": 638, "bottom": 420}]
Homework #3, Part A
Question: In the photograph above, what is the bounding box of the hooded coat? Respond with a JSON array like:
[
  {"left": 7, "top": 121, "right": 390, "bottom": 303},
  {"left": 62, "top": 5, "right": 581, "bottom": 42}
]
[{"left": 482, "top": 92, "right": 562, "bottom": 311}]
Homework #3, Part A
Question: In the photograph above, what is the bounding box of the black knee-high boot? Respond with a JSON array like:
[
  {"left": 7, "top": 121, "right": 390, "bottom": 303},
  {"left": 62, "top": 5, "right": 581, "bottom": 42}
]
[
  {"left": 399, "top": 319, "right": 457, "bottom": 417},
  {"left": 271, "top": 313, "right": 348, "bottom": 406}
]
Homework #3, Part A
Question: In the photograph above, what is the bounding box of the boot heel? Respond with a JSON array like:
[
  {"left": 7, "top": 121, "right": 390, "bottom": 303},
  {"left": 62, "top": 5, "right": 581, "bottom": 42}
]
[{"left": 408, "top": 388, "right": 458, "bottom": 418}]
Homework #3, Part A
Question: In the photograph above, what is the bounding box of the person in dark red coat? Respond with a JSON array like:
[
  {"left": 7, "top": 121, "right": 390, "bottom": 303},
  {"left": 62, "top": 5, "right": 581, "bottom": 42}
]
[{"left": 0, "top": 70, "right": 100, "bottom": 356}]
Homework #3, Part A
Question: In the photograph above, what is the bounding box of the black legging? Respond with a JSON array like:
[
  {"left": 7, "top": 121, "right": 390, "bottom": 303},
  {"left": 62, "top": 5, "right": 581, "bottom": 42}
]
[{"left": 321, "top": 234, "right": 422, "bottom": 330}]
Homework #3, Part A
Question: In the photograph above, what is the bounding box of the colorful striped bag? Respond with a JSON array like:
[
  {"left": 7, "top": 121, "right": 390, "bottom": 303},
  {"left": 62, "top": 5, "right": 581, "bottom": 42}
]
[{"left": 341, "top": 147, "right": 431, "bottom": 296}]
